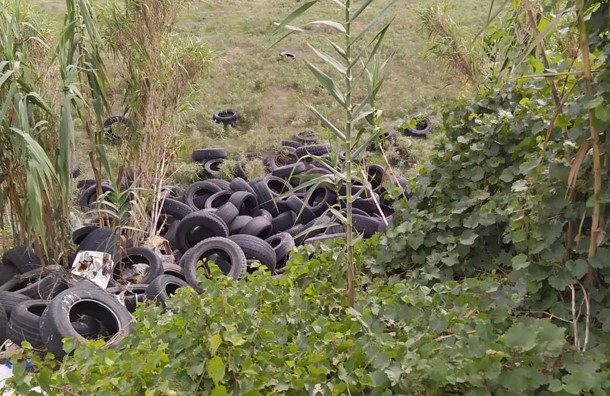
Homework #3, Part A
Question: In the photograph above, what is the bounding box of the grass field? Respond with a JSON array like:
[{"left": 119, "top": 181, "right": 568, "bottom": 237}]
[{"left": 29, "top": 0, "right": 492, "bottom": 177}]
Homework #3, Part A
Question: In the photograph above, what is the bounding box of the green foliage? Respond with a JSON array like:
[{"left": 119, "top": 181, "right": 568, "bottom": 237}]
[{"left": 9, "top": 239, "right": 610, "bottom": 395}]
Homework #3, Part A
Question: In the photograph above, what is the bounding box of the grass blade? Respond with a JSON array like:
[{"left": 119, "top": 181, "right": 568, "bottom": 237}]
[
  {"left": 273, "top": 0, "right": 319, "bottom": 35},
  {"left": 307, "top": 43, "right": 346, "bottom": 75}
]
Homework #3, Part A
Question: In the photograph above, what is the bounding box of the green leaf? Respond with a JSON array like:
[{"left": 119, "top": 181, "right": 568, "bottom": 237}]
[
  {"left": 566, "top": 259, "right": 588, "bottom": 278},
  {"left": 589, "top": 248, "right": 610, "bottom": 269},
  {"left": 273, "top": 1, "right": 319, "bottom": 35},
  {"left": 306, "top": 20, "right": 346, "bottom": 33},
  {"left": 208, "top": 356, "right": 225, "bottom": 385},
  {"left": 209, "top": 334, "right": 222, "bottom": 356},
  {"left": 583, "top": 96, "right": 603, "bottom": 110},
  {"left": 511, "top": 254, "right": 530, "bottom": 270},
  {"left": 350, "top": 0, "right": 375, "bottom": 23},
  {"left": 307, "top": 43, "right": 346, "bottom": 75},
  {"left": 305, "top": 105, "right": 346, "bottom": 141},
  {"left": 459, "top": 230, "right": 478, "bottom": 246},
  {"left": 210, "top": 385, "right": 229, "bottom": 396},
  {"left": 351, "top": 0, "right": 397, "bottom": 44},
  {"left": 304, "top": 61, "right": 346, "bottom": 108},
  {"left": 504, "top": 321, "right": 537, "bottom": 351},
  {"left": 596, "top": 105, "right": 610, "bottom": 121}
]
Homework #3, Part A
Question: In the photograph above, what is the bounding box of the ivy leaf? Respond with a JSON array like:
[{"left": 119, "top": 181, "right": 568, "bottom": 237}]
[
  {"left": 548, "top": 270, "right": 573, "bottom": 291},
  {"left": 459, "top": 230, "right": 478, "bottom": 246},
  {"left": 208, "top": 356, "right": 225, "bottom": 385},
  {"left": 511, "top": 254, "right": 530, "bottom": 270},
  {"left": 566, "top": 259, "right": 588, "bottom": 278},
  {"left": 504, "top": 321, "right": 537, "bottom": 351},
  {"left": 209, "top": 334, "right": 222, "bottom": 356},
  {"left": 589, "top": 247, "right": 610, "bottom": 269},
  {"left": 407, "top": 232, "right": 424, "bottom": 249},
  {"left": 596, "top": 105, "right": 610, "bottom": 122},
  {"left": 210, "top": 385, "right": 229, "bottom": 396}
]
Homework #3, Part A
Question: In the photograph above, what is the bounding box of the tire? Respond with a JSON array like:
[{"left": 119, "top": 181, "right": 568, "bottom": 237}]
[
  {"left": 279, "top": 51, "right": 296, "bottom": 60},
  {"left": 162, "top": 263, "right": 185, "bottom": 281},
  {"left": 228, "top": 191, "right": 258, "bottom": 216},
  {"left": 229, "top": 215, "right": 253, "bottom": 235},
  {"left": 206, "top": 179, "right": 232, "bottom": 191},
  {"left": 0, "top": 264, "right": 19, "bottom": 287},
  {"left": 8, "top": 299, "right": 48, "bottom": 347},
  {"left": 265, "top": 233, "right": 294, "bottom": 269},
  {"left": 71, "top": 316, "right": 102, "bottom": 338},
  {"left": 40, "top": 288, "right": 133, "bottom": 359},
  {"left": 284, "top": 195, "right": 315, "bottom": 224},
  {"left": 404, "top": 116, "right": 432, "bottom": 136},
  {"left": 295, "top": 143, "right": 331, "bottom": 158},
  {"left": 183, "top": 181, "right": 223, "bottom": 211},
  {"left": 212, "top": 109, "right": 238, "bottom": 125},
  {"left": 305, "top": 185, "right": 337, "bottom": 216},
  {"left": 353, "top": 214, "right": 383, "bottom": 238},
  {"left": 181, "top": 237, "right": 246, "bottom": 291},
  {"left": 294, "top": 215, "right": 332, "bottom": 246},
  {"left": 304, "top": 233, "right": 347, "bottom": 244},
  {"left": 0, "top": 304, "right": 7, "bottom": 346},
  {"left": 252, "top": 208, "right": 273, "bottom": 222},
  {"left": 161, "top": 198, "right": 193, "bottom": 220},
  {"left": 192, "top": 148, "right": 228, "bottom": 162},
  {"left": 161, "top": 218, "right": 180, "bottom": 249},
  {"left": 271, "top": 211, "right": 296, "bottom": 233},
  {"left": 214, "top": 202, "right": 239, "bottom": 225},
  {"left": 234, "top": 161, "right": 248, "bottom": 180},
  {"left": 145, "top": 275, "right": 190, "bottom": 306},
  {"left": 230, "top": 177, "right": 256, "bottom": 195},
  {"left": 18, "top": 276, "right": 68, "bottom": 300},
  {"left": 103, "top": 115, "right": 130, "bottom": 143},
  {"left": 77, "top": 228, "right": 120, "bottom": 260},
  {"left": 175, "top": 211, "right": 229, "bottom": 252},
  {"left": 70, "top": 162, "right": 81, "bottom": 179},
  {"left": 281, "top": 140, "right": 302, "bottom": 149},
  {"left": 204, "top": 191, "right": 232, "bottom": 210},
  {"left": 352, "top": 193, "right": 380, "bottom": 213},
  {"left": 294, "top": 130, "right": 318, "bottom": 145},
  {"left": 0, "top": 291, "right": 31, "bottom": 319},
  {"left": 203, "top": 158, "right": 224, "bottom": 179},
  {"left": 239, "top": 216, "right": 273, "bottom": 239},
  {"left": 72, "top": 225, "right": 100, "bottom": 246},
  {"left": 115, "top": 247, "right": 163, "bottom": 285},
  {"left": 228, "top": 235, "right": 276, "bottom": 273},
  {"left": 79, "top": 184, "right": 115, "bottom": 210},
  {"left": 265, "top": 176, "right": 292, "bottom": 197},
  {"left": 285, "top": 224, "right": 305, "bottom": 238},
  {"left": 250, "top": 179, "right": 279, "bottom": 216},
  {"left": 107, "top": 284, "right": 148, "bottom": 313},
  {"left": 366, "top": 164, "right": 385, "bottom": 193},
  {"left": 2, "top": 246, "right": 41, "bottom": 274},
  {"left": 271, "top": 162, "right": 306, "bottom": 180}
]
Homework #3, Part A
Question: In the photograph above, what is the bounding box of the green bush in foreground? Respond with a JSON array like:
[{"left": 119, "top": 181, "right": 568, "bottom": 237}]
[{"left": 9, "top": 239, "right": 610, "bottom": 395}]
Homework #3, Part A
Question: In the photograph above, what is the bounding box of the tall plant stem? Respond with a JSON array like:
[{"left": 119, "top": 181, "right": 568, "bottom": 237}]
[
  {"left": 576, "top": 0, "right": 601, "bottom": 290},
  {"left": 344, "top": 0, "right": 355, "bottom": 308}
]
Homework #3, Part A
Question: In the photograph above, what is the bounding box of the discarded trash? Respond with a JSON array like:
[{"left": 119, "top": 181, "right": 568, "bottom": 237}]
[{"left": 71, "top": 251, "right": 113, "bottom": 289}]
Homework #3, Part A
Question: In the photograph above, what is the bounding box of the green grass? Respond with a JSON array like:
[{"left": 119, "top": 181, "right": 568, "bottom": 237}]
[{"left": 28, "top": 0, "right": 493, "bottom": 174}]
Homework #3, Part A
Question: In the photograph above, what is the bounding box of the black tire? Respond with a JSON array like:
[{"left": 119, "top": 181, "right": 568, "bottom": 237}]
[
  {"left": 271, "top": 210, "right": 296, "bottom": 233},
  {"left": 2, "top": 246, "right": 41, "bottom": 274},
  {"left": 8, "top": 299, "right": 48, "bottom": 347},
  {"left": 103, "top": 114, "right": 130, "bottom": 143},
  {"left": 40, "top": 288, "right": 133, "bottom": 359},
  {"left": 404, "top": 116, "right": 432, "bottom": 136},
  {"left": 71, "top": 316, "right": 102, "bottom": 338},
  {"left": 76, "top": 179, "right": 96, "bottom": 190},
  {"left": 161, "top": 218, "right": 180, "bottom": 249},
  {"left": 0, "top": 291, "right": 31, "bottom": 319},
  {"left": 107, "top": 284, "right": 148, "bottom": 313},
  {"left": 0, "top": 264, "right": 19, "bottom": 287},
  {"left": 229, "top": 215, "right": 253, "bottom": 235},
  {"left": 181, "top": 237, "right": 246, "bottom": 291},
  {"left": 214, "top": 202, "right": 239, "bottom": 225},
  {"left": 13, "top": 270, "right": 68, "bottom": 300},
  {"left": 284, "top": 195, "right": 316, "bottom": 224},
  {"left": 285, "top": 224, "right": 305, "bottom": 238},
  {"left": 234, "top": 161, "right": 248, "bottom": 180},
  {"left": 280, "top": 51, "right": 296, "bottom": 60},
  {"left": 115, "top": 247, "right": 163, "bottom": 285},
  {"left": 203, "top": 158, "right": 224, "bottom": 179},
  {"left": 294, "top": 215, "right": 332, "bottom": 246},
  {"left": 281, "top": 140, "right": 302, "bottom": 149},
  {"left": 228, "top": 235, "right": 276, "bottom": 273},
  {"left": 79, "top": 184, "right": 115, "bottom": 210},
  {"left": 295, "top": 143, "right": 331, "bottom": 158},
  {"left": 72, "top": 225, "right": 100, "bottom": 246},
  {"left": 161, "top": 198, "right": 193, "bottom": 220},
  {"left": 252, "top": 208, "right": 273, "bottom": 221},
  {"left": 265, "top": 233, "right": 294, "bottom": 269},
  {"left": 162, "top": 263, "right": 185, "bottom": 281},
  {"left": 0, "top": 304, "right": 6, "bottom": 345},
  {"left": 294, "top": 130, "right": 318, "bottom": 144},
  {"left": 206, "top": 178, "right": 232, "bottom": 191},
  {"left": 271, "top": 162, "right": 306, "bottom": 180},
  {"left": 305, "top": 185, "right": 337, "bottom": 216},
  {"left": 353, "top": 214, "right": 383, "bottom": 238},
  {"left": 239, "top": 216, "right": 273, "bottom": 239},
  {"left": 204, "top": 191, "right": 233, "bottom": 210},
  {"left": 265, "top": 176, "right": 292, "bottom": 197},
  {"left": 352, "top": 193, "right": 380, "bottom": 213},
  {"left": 212, "top": 109, "right": 238, "bottom": 125},
  {"left": 230, "top": 177, "right": 256, "bottom": 195},
  {"left": 366, "top": 164, "right": 385, "bottom": 193},
  {"left": 304, "top": 233, "right": 347, "bottom": 244},
  {"left": 145, "top": 275, "right": 190, "bottom": 306},
  {"left": 183, "top": 181, "right": 223, "bottom": 211},
  {"left": 251, "top": 179, "right": 279, "bottom": 216},
  {"left": 77, "top": 228, "right": 120, "bottom": 260},
  {"left": 175, "top": 211, "right": 229, "bottom": 252},
  {"left": 228, "top": 191, "right": 258, "bottom": 215},
  {"left": 192, "top": 148, "right": 228, "bottom": 162}
]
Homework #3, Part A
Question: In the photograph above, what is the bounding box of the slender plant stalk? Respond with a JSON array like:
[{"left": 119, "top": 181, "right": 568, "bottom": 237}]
[
  {"left": 344, "top": 0, "right": 355, "bottom": 308},
  {"left": 576, "top": 0, "right": 602, "bottom": 289}
]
